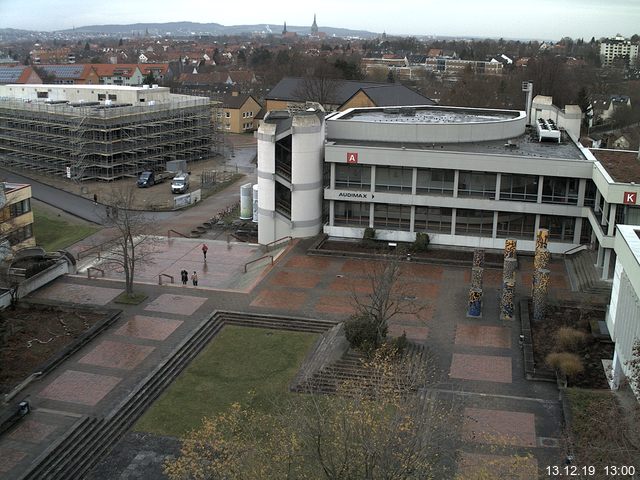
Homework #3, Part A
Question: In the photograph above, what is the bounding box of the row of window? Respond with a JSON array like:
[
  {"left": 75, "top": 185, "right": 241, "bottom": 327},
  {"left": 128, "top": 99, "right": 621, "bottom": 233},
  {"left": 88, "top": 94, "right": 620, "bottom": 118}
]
[
  {"left": 0, "top": 199, "right": 31, "bottom": 222},
  {"left": 242, "top": 111, "right": 255, "bottom": 118},
  {"left": 334, "top": 165, "right": 583, "bottom": 205},
  {"left": 334, "top": 201, "right": 577, "bottom": 242},
  {"left": 6, "top": 224, "right": 33, "bottom": 246}
]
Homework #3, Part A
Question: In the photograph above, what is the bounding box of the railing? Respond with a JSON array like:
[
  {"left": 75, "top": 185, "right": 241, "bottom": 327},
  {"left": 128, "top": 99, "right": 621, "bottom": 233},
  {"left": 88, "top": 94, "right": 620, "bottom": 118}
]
[
  {"left": 158, "top": 273, "right": 174, "bottom": 285},
  {"left": 87, "top": 267, "right": 104, "bottom": 279},
  {"left": 77, "top": 240, "right": 113, "bottom": 260},
  {"left": 244, "top": 255, "right": 273, "bottom": 273},
  {"left": 167, "top": 229, "right": 187, "bottom": 238},
  {"left": 563, "top": 244, "right": 588, "bottom": 259},
  {"left": 265, "top": 236, "right": 293, "bottom": 252}
]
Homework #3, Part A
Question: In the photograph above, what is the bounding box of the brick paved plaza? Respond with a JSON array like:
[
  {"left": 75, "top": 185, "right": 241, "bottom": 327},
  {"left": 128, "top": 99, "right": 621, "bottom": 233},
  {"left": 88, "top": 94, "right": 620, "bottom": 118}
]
[{"left": 0, "top": 237, "right": 573, "bottom": 478}]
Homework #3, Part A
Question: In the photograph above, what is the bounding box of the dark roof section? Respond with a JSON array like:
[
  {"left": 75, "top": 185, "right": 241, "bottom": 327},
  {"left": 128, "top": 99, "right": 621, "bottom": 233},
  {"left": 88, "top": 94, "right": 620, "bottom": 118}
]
[
  {"left": 265, "top": 77, "right": 435, "bottom": 107},
  {"left": 590, "top": 148, "right": 640, "bottom": 183},
  {"left": 221, "top": 93, "right": 260, "bottom": 109}
]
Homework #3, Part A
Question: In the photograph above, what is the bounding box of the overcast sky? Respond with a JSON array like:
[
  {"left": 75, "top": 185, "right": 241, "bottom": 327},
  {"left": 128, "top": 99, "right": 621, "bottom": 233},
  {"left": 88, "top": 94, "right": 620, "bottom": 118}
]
[{"left": 1, "top": 0, "right": 639, "bottom": 40}]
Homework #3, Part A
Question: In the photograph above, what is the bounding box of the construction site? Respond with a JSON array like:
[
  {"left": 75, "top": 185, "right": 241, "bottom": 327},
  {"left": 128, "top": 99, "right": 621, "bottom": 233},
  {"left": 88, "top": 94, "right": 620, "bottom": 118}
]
[{"left": 0, "top": 84, "right": 215, "bottom": 181}]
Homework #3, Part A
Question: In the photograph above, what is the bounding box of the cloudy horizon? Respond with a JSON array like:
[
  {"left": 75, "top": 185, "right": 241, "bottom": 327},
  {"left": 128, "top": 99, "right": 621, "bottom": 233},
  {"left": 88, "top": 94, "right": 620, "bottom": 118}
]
[{"left": 0, "top": 0, "right": 639, "bottom": 41}]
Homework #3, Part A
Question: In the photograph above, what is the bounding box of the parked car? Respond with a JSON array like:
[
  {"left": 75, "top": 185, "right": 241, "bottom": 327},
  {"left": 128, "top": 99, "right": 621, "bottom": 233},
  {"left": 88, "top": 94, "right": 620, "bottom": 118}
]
[
  {"left": 137, "top": 171, "right": 172, "bottom": 187},
  {"left": 171, "top": 173, "right": 190, "bottom": 194}
]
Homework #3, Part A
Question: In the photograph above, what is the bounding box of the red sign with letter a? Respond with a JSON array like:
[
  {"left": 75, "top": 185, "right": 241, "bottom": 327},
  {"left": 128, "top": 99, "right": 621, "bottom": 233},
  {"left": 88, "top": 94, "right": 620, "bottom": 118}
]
[
  {"left": 346, "top": 152, "right": 358, "bottom": 164},
  {"left": 623, "top": 191, "right": 637, "bottom": 205}
]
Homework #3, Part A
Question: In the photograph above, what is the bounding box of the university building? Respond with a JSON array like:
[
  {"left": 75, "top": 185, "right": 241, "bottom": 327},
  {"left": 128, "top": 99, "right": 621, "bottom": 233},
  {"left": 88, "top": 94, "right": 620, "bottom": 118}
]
[{"left": 257, "top": 97, "right": 640, "bottom": 281}]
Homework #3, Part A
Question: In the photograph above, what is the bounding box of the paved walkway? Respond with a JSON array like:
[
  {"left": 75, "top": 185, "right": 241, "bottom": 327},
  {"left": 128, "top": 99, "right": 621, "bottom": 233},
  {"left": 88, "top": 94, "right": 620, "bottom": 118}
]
[{"left": 0, "top": 239, "right": 573, "bottom": 478}]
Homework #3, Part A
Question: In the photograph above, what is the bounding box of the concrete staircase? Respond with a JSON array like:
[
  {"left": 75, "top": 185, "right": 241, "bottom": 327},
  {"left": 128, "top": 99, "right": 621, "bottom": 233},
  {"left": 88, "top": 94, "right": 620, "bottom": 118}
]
[
  {"left": 564, "top": 250, "right": 612, "bottom": 299},
  {"left": 17, "top": 312, "right": 338, "bottom": 480}
]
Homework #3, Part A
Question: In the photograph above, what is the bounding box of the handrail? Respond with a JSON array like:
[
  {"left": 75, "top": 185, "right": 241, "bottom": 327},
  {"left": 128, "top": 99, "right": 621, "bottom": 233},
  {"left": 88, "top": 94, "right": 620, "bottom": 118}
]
[
  {"left": 264, "top": 236, "right": 293, "bottom": 252},
  {"left": 167, "top": 229, "right": 187, "bottom": 238},
  {"left": 87, "top": 267, "right": 104, "bottom": 279},
  {"left": 158, "top": 273, "right": 174, "bottom": 285},
  {"left": 77, "top": 239, "right": 113, "bottom": 260},
  {"left": 244, "top": 255, "right": 273, "bottom": 273},
  {"left": 563, "top": 244, "right": 587, "bottom": 258}
]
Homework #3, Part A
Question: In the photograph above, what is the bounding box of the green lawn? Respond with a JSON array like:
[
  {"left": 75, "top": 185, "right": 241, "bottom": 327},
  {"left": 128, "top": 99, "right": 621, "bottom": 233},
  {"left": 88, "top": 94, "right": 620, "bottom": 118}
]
[
  {"left": 134, "top": 325, "right": 318, "bottom": 437},
  {"left": 32, "top": 206, "right": 99, "bottom": 251}
]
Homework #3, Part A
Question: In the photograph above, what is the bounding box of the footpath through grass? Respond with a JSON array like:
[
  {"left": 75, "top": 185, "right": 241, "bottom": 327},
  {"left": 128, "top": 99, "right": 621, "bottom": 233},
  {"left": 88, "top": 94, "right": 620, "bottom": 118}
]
[
  {"left": 135, "top": 325, "right": 318, "bottom": 437},
  {"left": 32, "top": 205, "right": 99, "bottom": 251}
]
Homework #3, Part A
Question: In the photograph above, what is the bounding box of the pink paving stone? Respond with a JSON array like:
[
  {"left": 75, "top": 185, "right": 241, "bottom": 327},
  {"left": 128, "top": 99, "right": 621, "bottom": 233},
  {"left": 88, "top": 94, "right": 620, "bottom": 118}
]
[
  {"left": 399, "top": 263, "right": 444, "bottom": 280},
  {"left": 79, "top": 340, "right": 155, "bottom": 370},
  {"left": 340, "top": 259, "right": 379, "bottom": 274},
  {"left": 449, "top": 354, "right": 512, "bottom": 383},
  {"left": 462, "top": 407, "right": 537, "bottom": 447},
  {"left": 388, "top": 324, "right": 429, "bottom": 341},
  {"left": 394, "top": 282, "right": 440, "bottom": 298},
  {"left": 456, "top": 452, "right": 538, "bottom": 479},
  {"left": 0, "top": 446, "right": 27, "bottom": 473},
  {"left": 463, "top": 268, "right": 504, "bottom": 287},
  {"left": 115, "top": 315, "right": 183, "bottom": 341},
  {"left": 32, "top": 283, "right": 123, "bottom": 306},
  {"left": 271, "top": 270, "right": 323, "bottom": 289},
  {"left": 455, "top": 325, "right": 511, "bottom": 349},
  {"left": 285, "top": 255, "right": 331, "bottom": 270},
  {"left": 8, "top": 420, "right": 57, "bottom": 443},
  {"left": 314, "top": 295, "right": 356, "bottom": 315},
  {"left": 144, "top": 293, "right": 208, "bottom": 316},
  {"left": 329, "top": 276, "right": 373, "bottom": 294},
  {"left": 250, "top": 289, "right": 308, "bottom": 310},
  {"left": 38, "top": 370, "right": 121, "bottom": 406}
]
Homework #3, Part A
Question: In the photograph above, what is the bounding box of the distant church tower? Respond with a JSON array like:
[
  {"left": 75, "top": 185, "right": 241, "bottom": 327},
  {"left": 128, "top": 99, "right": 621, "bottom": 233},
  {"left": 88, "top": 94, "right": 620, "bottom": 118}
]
[
  {"left": 282, "top": 21, "right": 287, "bottom": 35},
  {"left": 311, "top": 14, "right": 318, "bottom": 35}
]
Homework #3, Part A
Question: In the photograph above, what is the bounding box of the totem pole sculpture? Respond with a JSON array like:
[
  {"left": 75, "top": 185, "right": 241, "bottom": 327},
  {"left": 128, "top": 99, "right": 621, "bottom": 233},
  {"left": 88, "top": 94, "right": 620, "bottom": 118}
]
[
  {"left": 500, "top": 239, "right": 517, "bottom": 320},
  {"left": 467, "top": 248, "right": 485, "bottom": 317}
]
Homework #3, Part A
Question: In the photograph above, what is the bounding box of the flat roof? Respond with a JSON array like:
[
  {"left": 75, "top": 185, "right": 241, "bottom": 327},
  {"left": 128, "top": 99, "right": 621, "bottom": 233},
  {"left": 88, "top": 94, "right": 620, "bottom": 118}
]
[
  {"left": 334, "top": 105, "right": 521, "bottom": 125},
  {"left": 329, "top": 132, "right": 588, "bottom": 161},
  {"left": 590, "top": 149, "right": 640, "bottom": 183},
  {"left": 7, "top": 83, "right": 169, "bottom": 92}
]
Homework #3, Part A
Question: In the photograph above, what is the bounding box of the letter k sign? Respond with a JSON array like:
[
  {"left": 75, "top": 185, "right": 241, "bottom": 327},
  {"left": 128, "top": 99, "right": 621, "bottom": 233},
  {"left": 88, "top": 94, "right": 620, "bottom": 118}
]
[{"left": 623, "top": 191, "right": 637, "bottom": 205}]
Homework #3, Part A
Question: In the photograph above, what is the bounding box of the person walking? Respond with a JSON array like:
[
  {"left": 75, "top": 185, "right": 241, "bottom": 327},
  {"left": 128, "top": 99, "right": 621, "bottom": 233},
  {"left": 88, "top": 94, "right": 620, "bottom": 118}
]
[
  {"left": 191, "top": 271, "right": 198, "bottom": 286},
  {"left": 93, "top": 193, "right": 98, "bottom": 205},
  {"left": 181, "top": 269, "right": 188, "bottom": 286},
  {"left": 202, "top": 243, "right": 208, "bottom": 261}
]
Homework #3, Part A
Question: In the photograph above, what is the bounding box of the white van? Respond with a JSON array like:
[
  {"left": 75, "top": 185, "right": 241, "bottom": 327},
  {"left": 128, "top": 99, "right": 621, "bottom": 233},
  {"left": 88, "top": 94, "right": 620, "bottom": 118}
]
[{"left": 171, "top": 173, "right": 190, "bottom": 194}]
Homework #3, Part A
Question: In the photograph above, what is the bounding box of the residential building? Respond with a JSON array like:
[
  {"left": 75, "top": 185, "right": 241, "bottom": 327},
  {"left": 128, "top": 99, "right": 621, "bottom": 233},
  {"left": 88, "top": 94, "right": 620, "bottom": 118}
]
[
  {"left": 0, "top": 84, "right": 213, "bottom": 181},
  {"left": 264, "top": 77, "right": 435, "bottom": 112},
  {"left": 0, "top": 183, "right": 35, "bottom": 254},
  {"left": 257, "top": 99, "right": 640, "bottom": 283},
  {"left": 600, "top": 35, "right": 639, "bottom": 67},
  {"left": 32, "top": 64, "right": 99, "bottom": 85},
  {"left": 589, "top": 94, "right": 631, "bottom": 127},
  {"left": 0, "top": 66, "right": 43, "bottom": 84},
  {"left": 218, "top": 92, "right": 261, "bottom": 133}
]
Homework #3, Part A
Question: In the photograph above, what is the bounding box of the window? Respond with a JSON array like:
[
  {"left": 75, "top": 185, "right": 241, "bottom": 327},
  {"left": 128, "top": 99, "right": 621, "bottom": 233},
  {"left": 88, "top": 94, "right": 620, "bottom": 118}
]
[
  {"left": 496, "top": 212, "right": 536, "bottom": 239},
  {"left": 499, "top": 174, "right": 538, "bottom": 202},
  {"left": 458, "top": 171, "right": 497, "bottom": 199},
  {"left": 225, "top": 112, "right": 231, "bottom": 118},
  {"left": 373, "top": 204, "right": 411, "bottom": 231},
  {"left": 334, "top": 201, "right": 369, "bottom": 226},
  {"left": 416, "top": 168, "right": 454, "bottom": 195},
  {"left": 375, "top": 166, "right": 413, "bottom": 193},
  {"left": 539, "top": 215, "right": 575, "bottom": 242},
  {"left": 542, "top": 177, "right": 578, "bottom": 205},
  {"left": 335, "top": 164, "right": 371, "bottom": 190},
  {"left": 9, "top": 198, "right": 31, "bottom": 218},
  {"left": 108, "top": 94, "right": 117, "bottom": 100},
  {"left": 415, "top": 206, "right": 452, "bottom": 233},
  {"left": 6, "top": 224, "right": 33, "bottom": 246},
  {"left": 37, "top": 91, "right": 48, "bottom": 99},
  {"left": 584, "top": 180, "right": 597, "bottom": 207},
  {"left": 456, "top": 209, "right": 494, "bottom": 237}
]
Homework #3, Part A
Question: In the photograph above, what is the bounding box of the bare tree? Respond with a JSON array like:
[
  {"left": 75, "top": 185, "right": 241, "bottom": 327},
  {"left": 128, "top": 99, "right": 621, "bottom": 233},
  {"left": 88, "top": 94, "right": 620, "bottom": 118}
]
[
  {"left": 293, "top": 58, "right": 343, "bottom": 110},
  {"left": 100, "top": 185, "right": 158, "bottom": 296}
]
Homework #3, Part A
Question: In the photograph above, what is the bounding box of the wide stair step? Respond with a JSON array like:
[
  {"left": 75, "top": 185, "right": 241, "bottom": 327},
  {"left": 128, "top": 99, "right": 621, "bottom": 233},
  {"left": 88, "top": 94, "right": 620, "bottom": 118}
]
[{"left": 565, "top": 250, "right": 611, "bottom": 298}]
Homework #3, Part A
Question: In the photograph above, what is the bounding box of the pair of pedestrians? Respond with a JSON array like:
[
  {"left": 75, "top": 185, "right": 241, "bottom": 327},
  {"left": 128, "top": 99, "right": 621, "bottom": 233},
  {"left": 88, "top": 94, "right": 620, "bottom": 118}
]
[{"left": 180, "top": 269, "right": 198, "bottom": 286}]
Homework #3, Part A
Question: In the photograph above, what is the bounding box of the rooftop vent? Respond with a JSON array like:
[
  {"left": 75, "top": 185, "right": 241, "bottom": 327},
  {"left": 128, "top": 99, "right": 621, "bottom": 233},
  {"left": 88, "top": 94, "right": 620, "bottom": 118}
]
[{"left": 536, "top": 118, "right": 561, "bottom": 143}]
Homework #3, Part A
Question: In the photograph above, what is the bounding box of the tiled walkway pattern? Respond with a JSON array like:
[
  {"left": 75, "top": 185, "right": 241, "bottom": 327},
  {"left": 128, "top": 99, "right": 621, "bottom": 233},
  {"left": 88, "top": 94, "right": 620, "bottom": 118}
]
[{"left": 0, "top": 244, "right": 574, "bottom": 478}]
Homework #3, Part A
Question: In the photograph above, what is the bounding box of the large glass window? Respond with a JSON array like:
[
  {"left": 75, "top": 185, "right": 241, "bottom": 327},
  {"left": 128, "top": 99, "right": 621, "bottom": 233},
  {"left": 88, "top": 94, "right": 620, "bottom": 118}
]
[
  {"left": 542, "top": 177, "right": 578, "bottom": 205},
  {"left": 335, "top": 164, "right": 371, "bottom": 190},
  {"left": 496, "top": 212, "right": 536, "bottom": 239},
  {"left": 415, "top": 206, "right": 452, "bottom": 233},
  {"left": 458, "top": 171, "right": 497, "bottom": 199},
  {"left": 334, "top": 201, "right": 369, "bottom": 226},
  {"left": 583, "top": 180, "right": 597, "bottom": 208},
  {"left": 373, "top": 203, "right": 411, "bottom": 230},
  {"left": 416, "top": 168, "right": 454, "bottom": 195},
  {"left": 539, "top": 215, "right": 575, "bottom": 242},
  {"left": 9, "top": 198, "right": 31, "bottom": 217},
  {"left": 499, "top": 174, "right": 538, "bottom": 202},
  {"left": 456, "top": 209, "right": 494, "bottom": 237},
  {"left": 6, "top": 224, "right": 33, "bottom": 246},
  {"left": 375, "top": 166, "right": 413, "bottom": 193}
]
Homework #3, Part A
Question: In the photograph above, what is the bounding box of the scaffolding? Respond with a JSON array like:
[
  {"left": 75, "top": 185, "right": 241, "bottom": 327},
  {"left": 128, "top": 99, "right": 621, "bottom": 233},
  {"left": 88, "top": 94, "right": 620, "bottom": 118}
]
[{"left": 0, "top": 95, "right": 214, "bottom": 181}]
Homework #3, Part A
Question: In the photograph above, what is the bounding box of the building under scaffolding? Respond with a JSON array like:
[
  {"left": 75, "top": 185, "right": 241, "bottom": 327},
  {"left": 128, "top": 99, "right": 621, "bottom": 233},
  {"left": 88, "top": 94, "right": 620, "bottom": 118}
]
[{"left": 0, "top": 84, "right": 214, "bottom": 181}]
